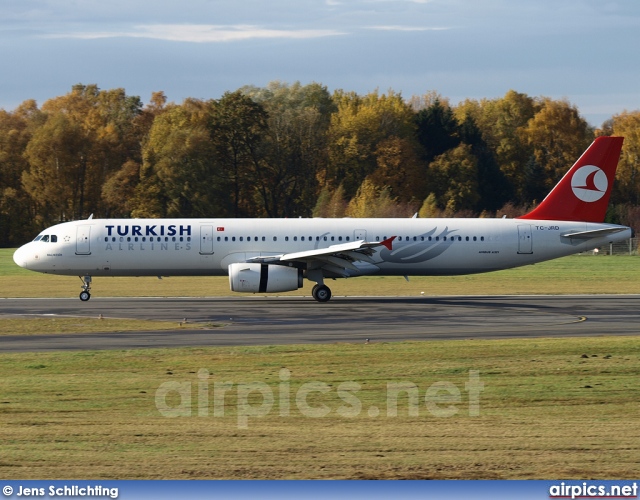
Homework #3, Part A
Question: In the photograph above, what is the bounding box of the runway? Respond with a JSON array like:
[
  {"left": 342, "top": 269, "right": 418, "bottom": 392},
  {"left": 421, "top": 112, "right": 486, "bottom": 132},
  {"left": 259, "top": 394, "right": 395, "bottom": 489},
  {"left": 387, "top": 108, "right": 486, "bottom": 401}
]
[{"left": 1, "top": 295, "right": 639, "bottom": 352}]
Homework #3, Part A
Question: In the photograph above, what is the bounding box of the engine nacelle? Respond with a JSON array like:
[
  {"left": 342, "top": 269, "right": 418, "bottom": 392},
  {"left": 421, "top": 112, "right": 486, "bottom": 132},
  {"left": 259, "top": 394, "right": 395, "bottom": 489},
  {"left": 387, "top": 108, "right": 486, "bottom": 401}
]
[{"left": 228, "top": 263, "right": 303, "bottom": 293}]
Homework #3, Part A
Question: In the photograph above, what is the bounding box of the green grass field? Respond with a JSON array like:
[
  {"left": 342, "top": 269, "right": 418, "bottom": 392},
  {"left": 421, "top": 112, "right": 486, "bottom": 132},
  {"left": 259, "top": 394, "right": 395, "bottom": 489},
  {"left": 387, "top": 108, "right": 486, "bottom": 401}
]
[
  {"left": 1, "top": 337, "right": 638, "bottom": 479},
  {"left": 1, "top": 247, "right": 638, "bottom": 479}
]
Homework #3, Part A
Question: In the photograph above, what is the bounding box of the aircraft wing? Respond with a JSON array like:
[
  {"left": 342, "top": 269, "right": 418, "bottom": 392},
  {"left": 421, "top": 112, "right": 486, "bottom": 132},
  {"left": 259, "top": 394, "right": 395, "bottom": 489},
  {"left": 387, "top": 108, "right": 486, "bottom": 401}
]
[
  {"left": 247, "top": 236, "right": 396, "bottom": 276},
  {"left": 561, "top": 227, "right": 629, "bottom": 239}
]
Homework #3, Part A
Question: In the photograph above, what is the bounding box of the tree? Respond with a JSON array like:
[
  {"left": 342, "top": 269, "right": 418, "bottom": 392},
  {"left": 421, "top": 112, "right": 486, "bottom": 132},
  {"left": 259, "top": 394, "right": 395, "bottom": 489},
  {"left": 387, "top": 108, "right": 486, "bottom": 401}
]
[
  {"left": 458, "top": 116, "right": 512, "bottom": 211},
  {"left": 455, "top": 90, "right": 537, "bottom": 203},
  {"left": 522, "top": 98, "right": 593, "bottom": 189},
  {"left": 418, "top": 193, "right": 441, "bottom": 218},
  {"left": 325, "top": 90, "right": 416, "bottom": 198},
  {"left": 345, "top": 178, "right": 399, "bottom": 218},
  {"left": 132, "top": 99, "right": 222, "bottom": 218},
  {"left": 22, "top": 113, "right": 88, "bottom": 222},
  {"left": 312, "top": 184, "right": 347, "bottom": 218},
  {"left": 369, "top": 136, "right": 425, "bottom": 203},
  {"left": 101, "top": 92, "right": 165, "bottom": 217},
  {"left": 22, "top": 84, "right": 143, "bottom": 222},
  {"left": 242, "top": 81, "right": 334, "bottom": 216},
  {"left": 427, "top": 144, "right": 480, "bottom": 214},
  {"left": 607, "top": 110, "right": 640, "bottom": 205},
  {"left": 210, "top": 91, "right": 268, "bottom": 217},
  {"left": 0, "top": 100, "right": 44, "bottom": 245},
  {"left": 415, "top": 98, "right": 460, "bottom": 164}
]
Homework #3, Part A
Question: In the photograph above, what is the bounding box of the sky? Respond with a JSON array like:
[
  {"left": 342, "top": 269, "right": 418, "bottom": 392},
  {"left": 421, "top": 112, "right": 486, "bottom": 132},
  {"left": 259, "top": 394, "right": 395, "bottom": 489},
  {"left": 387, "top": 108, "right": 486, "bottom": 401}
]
[{"left": 1, "top": 0, "right": 639, "bottom": 127}]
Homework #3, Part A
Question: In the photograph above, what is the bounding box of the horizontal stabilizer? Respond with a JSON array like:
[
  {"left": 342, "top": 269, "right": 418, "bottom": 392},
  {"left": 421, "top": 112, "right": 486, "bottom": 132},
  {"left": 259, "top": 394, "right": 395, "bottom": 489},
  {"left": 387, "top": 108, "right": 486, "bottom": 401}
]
[{"left": 561, "top": 227, "right": 628, "bottom": 239}]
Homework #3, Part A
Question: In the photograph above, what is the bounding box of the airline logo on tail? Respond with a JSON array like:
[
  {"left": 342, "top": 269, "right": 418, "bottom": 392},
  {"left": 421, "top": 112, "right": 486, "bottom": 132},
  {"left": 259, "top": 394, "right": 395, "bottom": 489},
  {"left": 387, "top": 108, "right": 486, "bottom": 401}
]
[{"left": 571, "top": 165, "right": 608, "bottom": 202}]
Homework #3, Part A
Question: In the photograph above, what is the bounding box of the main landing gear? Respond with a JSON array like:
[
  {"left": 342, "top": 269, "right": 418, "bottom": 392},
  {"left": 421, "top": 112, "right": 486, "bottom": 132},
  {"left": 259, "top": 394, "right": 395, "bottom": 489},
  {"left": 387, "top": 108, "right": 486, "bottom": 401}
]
[
  {"left": 79, "top": 275, "right": 92, "bottom": 301},
  {"left": 311, "top": 283, "right": 332, "bottom": 303}
]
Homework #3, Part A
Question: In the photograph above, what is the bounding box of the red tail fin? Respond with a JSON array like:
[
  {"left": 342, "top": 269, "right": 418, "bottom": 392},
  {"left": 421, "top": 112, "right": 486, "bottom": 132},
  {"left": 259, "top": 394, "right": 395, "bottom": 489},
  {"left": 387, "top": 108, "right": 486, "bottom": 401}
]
[{"left": 518, "top": 136, "right": 623, "bottom": 222}]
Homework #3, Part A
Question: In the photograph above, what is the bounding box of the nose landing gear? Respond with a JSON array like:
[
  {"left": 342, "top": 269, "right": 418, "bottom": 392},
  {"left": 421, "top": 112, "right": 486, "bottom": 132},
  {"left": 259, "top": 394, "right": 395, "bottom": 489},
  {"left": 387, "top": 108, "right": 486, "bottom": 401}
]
[{"left": 79, "top": 275, "right": 92, "bottom": 301}]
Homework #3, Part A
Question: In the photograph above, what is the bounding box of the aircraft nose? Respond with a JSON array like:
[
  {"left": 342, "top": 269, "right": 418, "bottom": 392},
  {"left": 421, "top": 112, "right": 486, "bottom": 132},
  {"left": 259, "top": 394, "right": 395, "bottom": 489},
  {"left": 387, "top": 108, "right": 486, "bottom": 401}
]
[{"left": 13, "top": 245, "right": 29, "bottom": 269}]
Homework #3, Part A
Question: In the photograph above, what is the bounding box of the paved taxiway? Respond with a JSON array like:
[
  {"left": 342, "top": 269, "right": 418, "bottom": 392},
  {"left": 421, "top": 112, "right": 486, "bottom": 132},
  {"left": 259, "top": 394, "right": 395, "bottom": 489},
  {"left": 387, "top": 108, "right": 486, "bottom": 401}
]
[{"left": 1, "top": 295, "right": 639, "bottom": 352}]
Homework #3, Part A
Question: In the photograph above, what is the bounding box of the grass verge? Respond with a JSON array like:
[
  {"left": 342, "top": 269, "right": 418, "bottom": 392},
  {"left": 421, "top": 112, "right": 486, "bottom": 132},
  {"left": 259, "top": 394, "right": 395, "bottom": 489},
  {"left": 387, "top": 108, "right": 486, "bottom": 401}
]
[
  {"left": 1, "top": 337, "right": 638, "bottom": 479},
  {"left": 0, "top": 317, "right": 208, "bottom": 336}
]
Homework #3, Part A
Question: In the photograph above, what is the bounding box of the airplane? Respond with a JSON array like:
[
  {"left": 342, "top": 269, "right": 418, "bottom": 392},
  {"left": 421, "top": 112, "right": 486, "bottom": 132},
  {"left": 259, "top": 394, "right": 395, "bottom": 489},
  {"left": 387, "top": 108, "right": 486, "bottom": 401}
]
[{"left": 13, "top": 136, "right": 631, "bottom": 303}]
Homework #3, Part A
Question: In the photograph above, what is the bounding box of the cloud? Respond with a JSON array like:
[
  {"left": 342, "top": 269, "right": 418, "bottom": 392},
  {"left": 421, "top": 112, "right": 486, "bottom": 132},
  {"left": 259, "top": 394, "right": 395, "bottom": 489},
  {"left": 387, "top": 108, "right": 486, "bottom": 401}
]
[
  {"left": 367, "top": 25, "right": 450, "bottom": 31},
  {"left": 45, "top": 24, "right": 346, "bottom": 43}
]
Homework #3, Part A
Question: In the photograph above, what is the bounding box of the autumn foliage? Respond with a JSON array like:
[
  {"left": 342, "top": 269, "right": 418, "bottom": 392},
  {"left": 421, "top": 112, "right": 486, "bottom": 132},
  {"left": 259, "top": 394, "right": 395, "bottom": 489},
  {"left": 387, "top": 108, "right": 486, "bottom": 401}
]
[{"left": 1, "top": 83, "right": 639, "bottom": 247}]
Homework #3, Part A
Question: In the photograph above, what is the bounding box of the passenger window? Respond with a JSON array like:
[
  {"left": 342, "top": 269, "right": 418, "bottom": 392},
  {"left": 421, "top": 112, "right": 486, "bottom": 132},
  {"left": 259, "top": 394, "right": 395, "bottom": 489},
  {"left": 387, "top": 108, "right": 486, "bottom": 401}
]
[
  {"left": 239, "top": 237, "right": 243, "bottom": 241},
  {"left": 273, "top": 237, "right": 277, "bottom": 241},
  {"left": 262, "top": 237, "right": 265, "bottom": 241},
  {"left": 225, "top": 237, "right": 229, "bottom": 242},
  {"left": 232, "top": 237, "right": 236, "bottom": 242},
  {"left": 376, "top": 236, "right": 380, "bottom": 241},
  {"left": 338, "top": 236, "right": 342, "bottom": 241},
  {"left": 331, "top": 236, "right": 335, "bottom": 241},
  {"left": 294, "top": 236, "right": 297, "bottom": 241},
  {"left": 481, "top": 236, "right": 485, "bottom": 241},
  {"left": 346, "top": 236, "right": 350, "bottom": 241},
  {"left": 285, "top": 236, "right": 289, "bottom": 241}
]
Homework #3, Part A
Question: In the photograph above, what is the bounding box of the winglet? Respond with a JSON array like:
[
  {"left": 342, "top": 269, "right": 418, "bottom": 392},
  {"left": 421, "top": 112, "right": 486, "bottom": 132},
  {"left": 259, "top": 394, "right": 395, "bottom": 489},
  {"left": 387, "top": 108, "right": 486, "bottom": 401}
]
[{"left": 381, "top": 236, "right": 396, "bottom": 251}]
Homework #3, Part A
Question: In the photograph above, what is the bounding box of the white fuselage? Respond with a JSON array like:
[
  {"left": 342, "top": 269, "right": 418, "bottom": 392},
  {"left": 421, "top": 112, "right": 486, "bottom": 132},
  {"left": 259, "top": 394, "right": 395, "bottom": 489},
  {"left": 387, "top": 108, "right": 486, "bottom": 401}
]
[{"left": 13, "top": 217, "right": 631, "bottom": 278}]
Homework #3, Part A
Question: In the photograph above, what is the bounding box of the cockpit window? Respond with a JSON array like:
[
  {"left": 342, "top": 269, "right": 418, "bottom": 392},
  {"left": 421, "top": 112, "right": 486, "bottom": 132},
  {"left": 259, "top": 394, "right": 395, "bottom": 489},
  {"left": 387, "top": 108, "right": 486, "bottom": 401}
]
[{"left": 32, "top": 234, "right": 58, "bottom": 242}]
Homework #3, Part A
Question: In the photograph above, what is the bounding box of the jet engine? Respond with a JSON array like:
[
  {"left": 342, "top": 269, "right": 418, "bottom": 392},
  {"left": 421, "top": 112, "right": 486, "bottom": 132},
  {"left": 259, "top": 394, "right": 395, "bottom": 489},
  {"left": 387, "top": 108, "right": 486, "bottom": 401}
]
[{"left": 228, "top": 263, "right": 303, "bottom": 293}]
